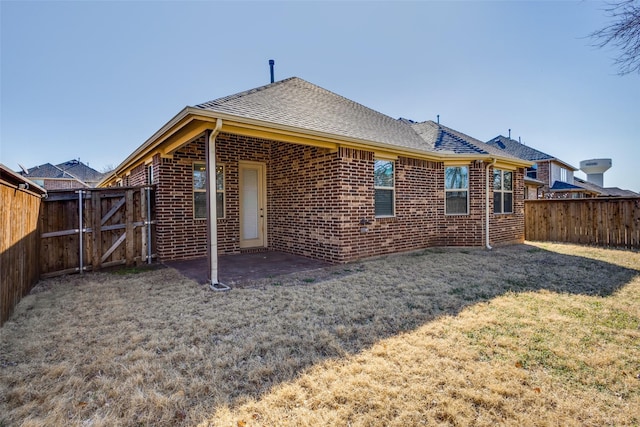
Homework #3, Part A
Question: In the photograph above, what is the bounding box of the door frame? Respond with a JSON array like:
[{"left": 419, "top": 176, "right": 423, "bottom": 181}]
[{"left": 238, "top": 161, "right": 267, "bottom": 249}]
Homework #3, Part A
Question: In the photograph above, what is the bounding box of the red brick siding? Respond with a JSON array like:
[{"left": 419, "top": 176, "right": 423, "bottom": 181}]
[
  {"left": 269, "top": 142, "right": 342, "bottom": 261},
  {"left": 536, "top": 161, "right": 551, "bottom": 196},
  {"left": 489, "top": 167, "right": 526, "bottom": 245},
  {"left": 128, "top": 164, "right": 147, "bottom": 187},
  {"left": 154, "top": 139, "right": 207, "bottom": 260},
  {"left": 42, "top": 179, "right": 87, "bottom": 190},
  {"left": 152, "top": 132, "right": 526, "bottom": 262}
]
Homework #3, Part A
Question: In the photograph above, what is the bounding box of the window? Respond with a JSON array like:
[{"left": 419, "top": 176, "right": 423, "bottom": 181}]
[
  {"left": 445, "top": 166, "right": 468, "bottom": 215},
  {"left": 493, "top": 169, "right": 513, "bottom": 214},
  {"left": 374, "top": 159, "right": 394, "bottom": 217},
  {"left": 193, "top": 163, "right": 225, "bottom": 219},
  {"left": 559, "top": 167, "right": 568, "bottom": 183}
]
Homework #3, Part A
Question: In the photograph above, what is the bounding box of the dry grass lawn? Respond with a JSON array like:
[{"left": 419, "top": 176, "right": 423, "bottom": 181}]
[{"left": 1, "top": 242, "right": 639, "bottom": 426}]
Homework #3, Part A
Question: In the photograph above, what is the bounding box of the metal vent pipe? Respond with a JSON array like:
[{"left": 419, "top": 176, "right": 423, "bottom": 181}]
[{"left": 269, "top": 59, "right": 275, "bottom": 83}]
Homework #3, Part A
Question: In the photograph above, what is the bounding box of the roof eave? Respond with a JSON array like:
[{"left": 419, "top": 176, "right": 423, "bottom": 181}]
[
  {"left": 100, "top": 106, "right": 532, "bottom": 187},
  {"left": 189, "top": 108, "right": 533, "bottom": 167}
]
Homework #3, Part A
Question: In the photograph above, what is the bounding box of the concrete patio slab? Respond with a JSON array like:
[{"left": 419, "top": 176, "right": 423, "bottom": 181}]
[{"left": 164, "top": 251, "right": 333, "bottom": 285}]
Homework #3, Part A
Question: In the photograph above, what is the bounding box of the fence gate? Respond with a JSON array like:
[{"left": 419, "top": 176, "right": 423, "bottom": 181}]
[{"left": 40, "top": 186, "right": 155, "bottom": 278}]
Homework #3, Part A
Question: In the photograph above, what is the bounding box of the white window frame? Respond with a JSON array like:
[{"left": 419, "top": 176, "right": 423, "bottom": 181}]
[
  {"left": 493, "top": 169, "right": 513, "bottom": 214},
  {"left": 374, "top": 159, "right": 395, "bottom": 217},
  {"left": 444, "top": 166, "right": 469, "bottom": 215},
  {"left": 559, "top": 167, "right": 568, "bottom": 183}
]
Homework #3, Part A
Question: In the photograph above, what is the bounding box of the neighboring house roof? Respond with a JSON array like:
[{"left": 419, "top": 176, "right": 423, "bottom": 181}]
[
  {"left": 22, "top": 163, "right": 72, "bottom": 179},
  {"left": 20, "top": 160, "right": 104, "bottom": 185},
  {"left": 573, "top": 177, "right": 640, "bottom": 197},
  {"left": 486, "top": 135, "right": 578, "bottom": 171},
  {"left": 549, "top": 181, "right": 587, "bottom": 192},
  {"left": 549, "top": 181, "right": 600, "bottom": 197}
]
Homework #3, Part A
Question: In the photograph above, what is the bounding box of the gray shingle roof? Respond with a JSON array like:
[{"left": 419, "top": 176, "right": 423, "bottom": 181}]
[
  {"left": 194, "top": 77, "right": 529, "bottom": 162},
  {"left": 21, "top": 160, "right": 104, "bottom": 183},
  {"left": 410, "top": 121, "right": 523, "bottom": 158},
  {"left": 486, "top": 135, "right": 555, "bottom": 161},
  {"left": 195, "top": 77, "right": 430, "bottom": 152}
]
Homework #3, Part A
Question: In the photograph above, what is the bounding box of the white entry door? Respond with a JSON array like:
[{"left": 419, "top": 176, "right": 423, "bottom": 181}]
[{"left": 239, "top": 161, "right": 266, "bottom": 248}]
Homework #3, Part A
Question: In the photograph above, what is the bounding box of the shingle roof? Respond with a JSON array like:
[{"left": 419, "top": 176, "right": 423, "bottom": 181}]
[
  {"left": 194, "top": 78, "right": 532, "bottom": 163},
  {"left": 410, "top": 121, "right": 523, "bottom": 158},
  {"left": 486, "top": 135, "right": 555, "bottom": 162},
  {"left": 57, "top": 160, "right": 104, "bottom": 183},
  {"left": 21, "top": 160, "right": 104, "bottom": 183},
  {"left": 550, "top": 181, "right": 585, "bottom": 191},
  {"left": 195, "top": 77, "right": 430, "bottom": 152},
  {"left": 23, "top": 163, "right": 66, "bottom": 179}
]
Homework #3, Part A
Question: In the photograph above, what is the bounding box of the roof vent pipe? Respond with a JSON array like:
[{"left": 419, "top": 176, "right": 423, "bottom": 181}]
[
  {"left": 437, "top": 114, "right": 440, "bottom": 124},
  {"left": 269, "top": 59, "right": 275, "bottom": 83},
  {"left": 508, "top": 129, "right": 511, "bottom": 139}
]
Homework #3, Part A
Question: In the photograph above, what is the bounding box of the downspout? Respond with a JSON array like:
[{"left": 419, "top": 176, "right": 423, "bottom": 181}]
[
  {"left": 207, "top": 119, "right": 230, "bottom": 291},
  {"left": 485, "top": 158, "right": 497, "bottom": 249}
]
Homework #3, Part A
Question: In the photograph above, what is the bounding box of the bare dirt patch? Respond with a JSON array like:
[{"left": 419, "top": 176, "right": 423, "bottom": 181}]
[{"left": 1, "top": 243, "right": 638, "bottom": 426}]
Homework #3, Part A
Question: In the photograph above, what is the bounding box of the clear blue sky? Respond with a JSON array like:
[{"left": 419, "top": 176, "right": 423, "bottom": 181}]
[{"left": 1, "top": 1, "right": 638, "bottom": 192}]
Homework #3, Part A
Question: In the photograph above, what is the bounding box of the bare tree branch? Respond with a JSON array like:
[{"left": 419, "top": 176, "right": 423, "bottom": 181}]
[{"left": 590, "top": 0, "right": 640, "bottom": 75}]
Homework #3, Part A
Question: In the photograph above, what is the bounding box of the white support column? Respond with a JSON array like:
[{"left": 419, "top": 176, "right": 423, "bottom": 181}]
[{"left": 207, "top": 119, "right": 229, "bottom": 290}]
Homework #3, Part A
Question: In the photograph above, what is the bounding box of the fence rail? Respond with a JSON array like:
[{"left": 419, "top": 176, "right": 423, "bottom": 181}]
[{"left": 525, "top": 198, "right": 640, "bottom": 249}]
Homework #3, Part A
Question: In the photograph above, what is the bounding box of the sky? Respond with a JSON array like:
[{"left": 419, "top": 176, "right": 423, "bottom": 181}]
[{"left": 1, "top": 0, "right": 639, "bottom": 192}]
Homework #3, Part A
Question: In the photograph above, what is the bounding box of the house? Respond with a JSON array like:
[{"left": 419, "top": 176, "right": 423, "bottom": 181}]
[
  {"left": 18, "top": 159, "right": 105, "bottom": 190},
  {"left": 486, "top": 136, "right": 598, "bottom": 199},
  {"left": 100, "top": 77, "right": 531, "bottom": 284},
  {"left": 486, "top": 136, "right": 639, "bottom": 199}
]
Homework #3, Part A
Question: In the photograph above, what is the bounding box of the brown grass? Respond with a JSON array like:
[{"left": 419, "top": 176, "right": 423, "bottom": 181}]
[{"left": 1, "top": 242, "right": 639, "bottom": 426}]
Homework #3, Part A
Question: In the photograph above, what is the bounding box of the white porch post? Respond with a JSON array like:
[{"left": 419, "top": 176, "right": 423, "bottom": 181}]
[{"left": 207, "top": 119, "right": 229, "bottom": 290}]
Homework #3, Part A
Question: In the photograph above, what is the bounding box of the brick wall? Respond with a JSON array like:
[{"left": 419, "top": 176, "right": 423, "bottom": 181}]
[
  {"left": 489, "top": 167, "right": 526, "bottom": 246},
  {"left": 269, "top": 142, "right": 342, "bottom": 260},
  {"left": 536, "top": 161, "right": 551, "bottom": 196},
  {"left": 127, "top": 164, "right": 147, "bottom": 187},
  {"left": 42, "top": 179, "right": 87, "bottom": 190},
  {"left": 151, "top": 132, "right": 526, "bottom": 262}
]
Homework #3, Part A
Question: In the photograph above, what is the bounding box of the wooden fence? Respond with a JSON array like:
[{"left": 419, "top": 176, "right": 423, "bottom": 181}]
[
  {"left": 525, "top": 198, "right": 640, "bottom": 249},
  {"left": 40, "top": 186, "right": 156, "bottom": 278},
  {"left": 1, "top": 168, "right": 46, "bottom": 325}
]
